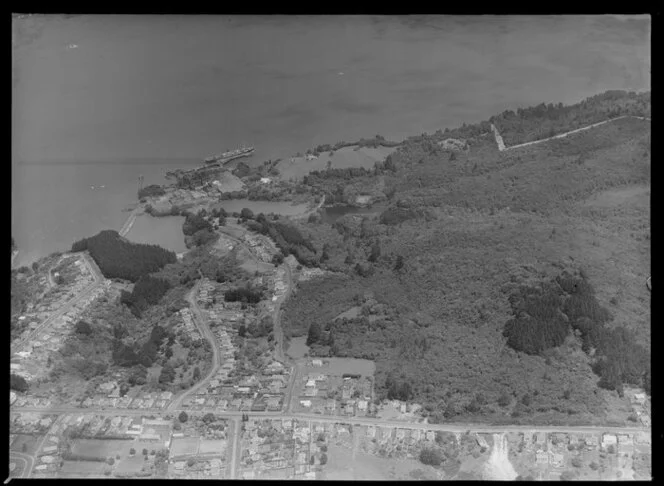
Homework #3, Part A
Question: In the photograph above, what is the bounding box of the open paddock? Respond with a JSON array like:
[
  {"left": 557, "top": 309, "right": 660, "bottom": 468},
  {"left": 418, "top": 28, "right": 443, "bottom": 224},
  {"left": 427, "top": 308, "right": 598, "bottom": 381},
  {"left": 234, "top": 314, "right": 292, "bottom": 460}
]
[
  {"left": 275, "top": 145, "right": 397, "bottom": 181},
  {"left": 58, "top": 460, "right": 108, "bottom": 477},
  {"left": 115, "top": 455, "right": 148, "bottom": 476},
  {"left": 70, "top": 438, "right": 134, "bottom": 459},
  {"left": 170, "top": 437, "right": 200, "bottom": 457},
  {"left": 10, "top": 434, "right": 44, "bottom": 456},
  {"left": 301, "top": 357, "right": 376, "bottom": 377},
  {"left": 198, "top": 439, "right": 227, "bottom": 456},
  {"left": 321, "top": 443, "right": 439, "bottom": 480}
]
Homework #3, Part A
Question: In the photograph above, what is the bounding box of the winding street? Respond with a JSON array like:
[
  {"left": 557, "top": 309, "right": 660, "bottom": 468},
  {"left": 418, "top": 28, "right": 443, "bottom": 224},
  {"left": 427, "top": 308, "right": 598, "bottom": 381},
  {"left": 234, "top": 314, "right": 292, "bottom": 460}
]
[
  {"left": 9, "top": 452, "right": 33, "bottom": 479},
  {"left": 12, "top": 253, "right": 104, "bottom": 354},
  {"left": 168, "top": 280, "right": 221, "bottom": 411}
]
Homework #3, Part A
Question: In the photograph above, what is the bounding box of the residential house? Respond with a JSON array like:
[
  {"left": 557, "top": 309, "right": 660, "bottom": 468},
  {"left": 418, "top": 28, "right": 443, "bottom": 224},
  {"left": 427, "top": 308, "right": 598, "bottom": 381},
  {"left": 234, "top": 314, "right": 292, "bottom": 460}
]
[
  {"left": 536, "top": 451, "right": 548, "bottom": 465},
  {"left": 266, "top": 397, "right": 281, "bottom": 411},
  {"left": 618, "top": 434, "right": 634, "bottom": 446},
  {"left": 425, "top": 431, "right": 435, "bottom": 442},
  {"left": 311, "top": 359, "right": 323, "bottom": 367},
  {"left": 300, "top": 400, "right": 312, "bottom": 408},
  {"left": 584, "top": 434, "right": 600, "bottom": 448},
  {"left": 550, "top": 453, "right": 564, "bottom": 467},
  {"left": 98, "top": 381, "right": 117, "bottom": 394},
  {"left": 475, "top": 434, "right": 489, "bottom": 449},
  {"left": 602, "top": 434, "right": 618, "bottom": 448},
  {"left": 357, "top": 400, "right": 368, "bottom": 412}
]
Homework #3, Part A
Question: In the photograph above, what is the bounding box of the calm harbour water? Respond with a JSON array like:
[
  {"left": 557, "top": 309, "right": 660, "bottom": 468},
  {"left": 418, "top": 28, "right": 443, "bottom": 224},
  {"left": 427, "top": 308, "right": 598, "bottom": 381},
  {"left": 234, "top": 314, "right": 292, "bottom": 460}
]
[{"left": 12, "top": 15, "right": 650, "bottom": 266}]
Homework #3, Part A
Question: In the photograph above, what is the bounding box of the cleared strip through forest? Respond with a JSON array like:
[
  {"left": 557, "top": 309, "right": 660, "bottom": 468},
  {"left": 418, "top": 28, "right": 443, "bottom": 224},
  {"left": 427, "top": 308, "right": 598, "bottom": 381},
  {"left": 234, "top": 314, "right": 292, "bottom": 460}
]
[{"left": 491, "top": 115, "right": 651, "bottom": 152}]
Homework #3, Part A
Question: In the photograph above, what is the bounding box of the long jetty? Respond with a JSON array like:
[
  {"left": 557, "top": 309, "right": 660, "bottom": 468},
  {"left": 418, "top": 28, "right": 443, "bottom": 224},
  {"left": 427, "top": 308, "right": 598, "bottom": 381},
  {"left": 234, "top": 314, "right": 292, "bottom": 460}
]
[{"left": 119, "top": 206, "right": 142, "bottom": 237}]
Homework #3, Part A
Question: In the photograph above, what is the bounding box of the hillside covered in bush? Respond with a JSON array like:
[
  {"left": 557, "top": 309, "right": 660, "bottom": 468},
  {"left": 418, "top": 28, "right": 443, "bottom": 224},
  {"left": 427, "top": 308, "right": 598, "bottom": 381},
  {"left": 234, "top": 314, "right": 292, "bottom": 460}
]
[{"left": 282, "top": 90, "right": 651, "bottom": 425}]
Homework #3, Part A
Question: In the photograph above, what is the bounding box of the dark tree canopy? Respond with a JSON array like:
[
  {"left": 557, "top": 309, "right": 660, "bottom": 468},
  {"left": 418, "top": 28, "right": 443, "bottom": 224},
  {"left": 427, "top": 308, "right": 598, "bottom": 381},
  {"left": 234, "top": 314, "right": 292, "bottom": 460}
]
[
  {"left": 71, "top": 230, "right": 176, "bottom": 282},
  {"left": 10, "top": 373, "right": 29, "bottom": 392}
]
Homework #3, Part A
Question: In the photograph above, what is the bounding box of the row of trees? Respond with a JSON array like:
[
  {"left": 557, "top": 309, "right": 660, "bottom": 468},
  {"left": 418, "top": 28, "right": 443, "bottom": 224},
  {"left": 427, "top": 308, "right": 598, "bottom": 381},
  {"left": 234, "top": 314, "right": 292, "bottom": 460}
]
[{"left": 71, "top": 230, "right": 176, "bottom": 282}]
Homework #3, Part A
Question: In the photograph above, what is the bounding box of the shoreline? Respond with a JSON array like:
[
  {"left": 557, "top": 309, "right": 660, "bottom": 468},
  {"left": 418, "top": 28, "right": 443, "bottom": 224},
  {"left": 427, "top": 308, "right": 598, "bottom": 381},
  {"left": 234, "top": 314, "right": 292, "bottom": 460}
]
[{"left": 118, "top": 205, "right": 143, "bottom": 238}]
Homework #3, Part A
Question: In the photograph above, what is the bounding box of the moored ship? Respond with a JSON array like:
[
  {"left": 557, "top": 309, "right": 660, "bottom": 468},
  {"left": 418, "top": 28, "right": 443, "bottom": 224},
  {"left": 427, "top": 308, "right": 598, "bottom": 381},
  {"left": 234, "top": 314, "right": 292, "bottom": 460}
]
[{"left": 204, "top": 145, "right": 255, "bottom": 165}]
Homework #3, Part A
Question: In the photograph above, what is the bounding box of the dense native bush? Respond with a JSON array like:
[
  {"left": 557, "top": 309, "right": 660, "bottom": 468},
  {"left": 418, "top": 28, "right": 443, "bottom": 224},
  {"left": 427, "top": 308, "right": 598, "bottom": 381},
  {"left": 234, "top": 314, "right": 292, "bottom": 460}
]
[
  {"left": 182, "top": 211, "right": 213, "bottom": 236},
  {"left": 138, "top": 184, "right": 166, "bottom": 200},
  {"left": 492, "top": 90, "right": 651, "bottom": 146}
]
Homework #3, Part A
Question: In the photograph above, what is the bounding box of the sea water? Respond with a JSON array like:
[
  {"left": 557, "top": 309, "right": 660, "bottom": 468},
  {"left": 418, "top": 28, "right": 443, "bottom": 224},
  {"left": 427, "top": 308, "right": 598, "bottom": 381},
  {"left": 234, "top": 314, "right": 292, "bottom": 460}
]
[{"left": 12, "top": 14, "right": 650, "bottom": 266}]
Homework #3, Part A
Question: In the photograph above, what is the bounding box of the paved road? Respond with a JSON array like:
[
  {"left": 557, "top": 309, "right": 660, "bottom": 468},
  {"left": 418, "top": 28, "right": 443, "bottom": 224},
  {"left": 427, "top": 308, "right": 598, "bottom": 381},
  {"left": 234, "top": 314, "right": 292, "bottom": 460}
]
[
  {"left": 11, "top": 406, "right": 648, "bottom": 436},
  {"left": 168, "top": 281, "right": 221, "bottom": 411},
  {"left": 229, "top": 417, "right": 241, "bottom": 479},
  {"left": 271, "top": 263, "right": 293, "bottom": 364},
  {"left": 214, "top": 224, "right": 292, "bottom": 364},
  {"left": 8, "top": 452, "right": 33, "bottom": 479},
  {"left": 12, "top": 253, "right": 103, "bottom": 354}
]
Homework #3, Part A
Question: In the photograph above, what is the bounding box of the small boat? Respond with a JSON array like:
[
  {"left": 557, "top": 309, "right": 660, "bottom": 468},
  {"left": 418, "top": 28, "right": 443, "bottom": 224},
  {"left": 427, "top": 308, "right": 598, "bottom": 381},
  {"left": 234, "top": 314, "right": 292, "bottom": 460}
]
[
  {"left": 100, "top": 185, "right": 105, "bottom": 188},
  {"left": 90, "top": 185, "right": 95, "bottom": 189}
]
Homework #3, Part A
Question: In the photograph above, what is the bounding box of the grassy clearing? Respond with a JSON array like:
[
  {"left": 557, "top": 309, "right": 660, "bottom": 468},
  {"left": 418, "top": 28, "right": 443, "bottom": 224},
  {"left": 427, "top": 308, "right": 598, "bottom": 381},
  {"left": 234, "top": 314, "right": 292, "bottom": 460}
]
[
  {"left": 70, "top": 439, "right": 133, "bottom": 459},
  {"left": 170, "top": 437, "right": 200, "bottom": 457},
  {"left": 59, "top": 460, "right": 108, "bottom": 476},
  {"left": 276, "top": 146, "right": 396, "bottom": 181}
]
